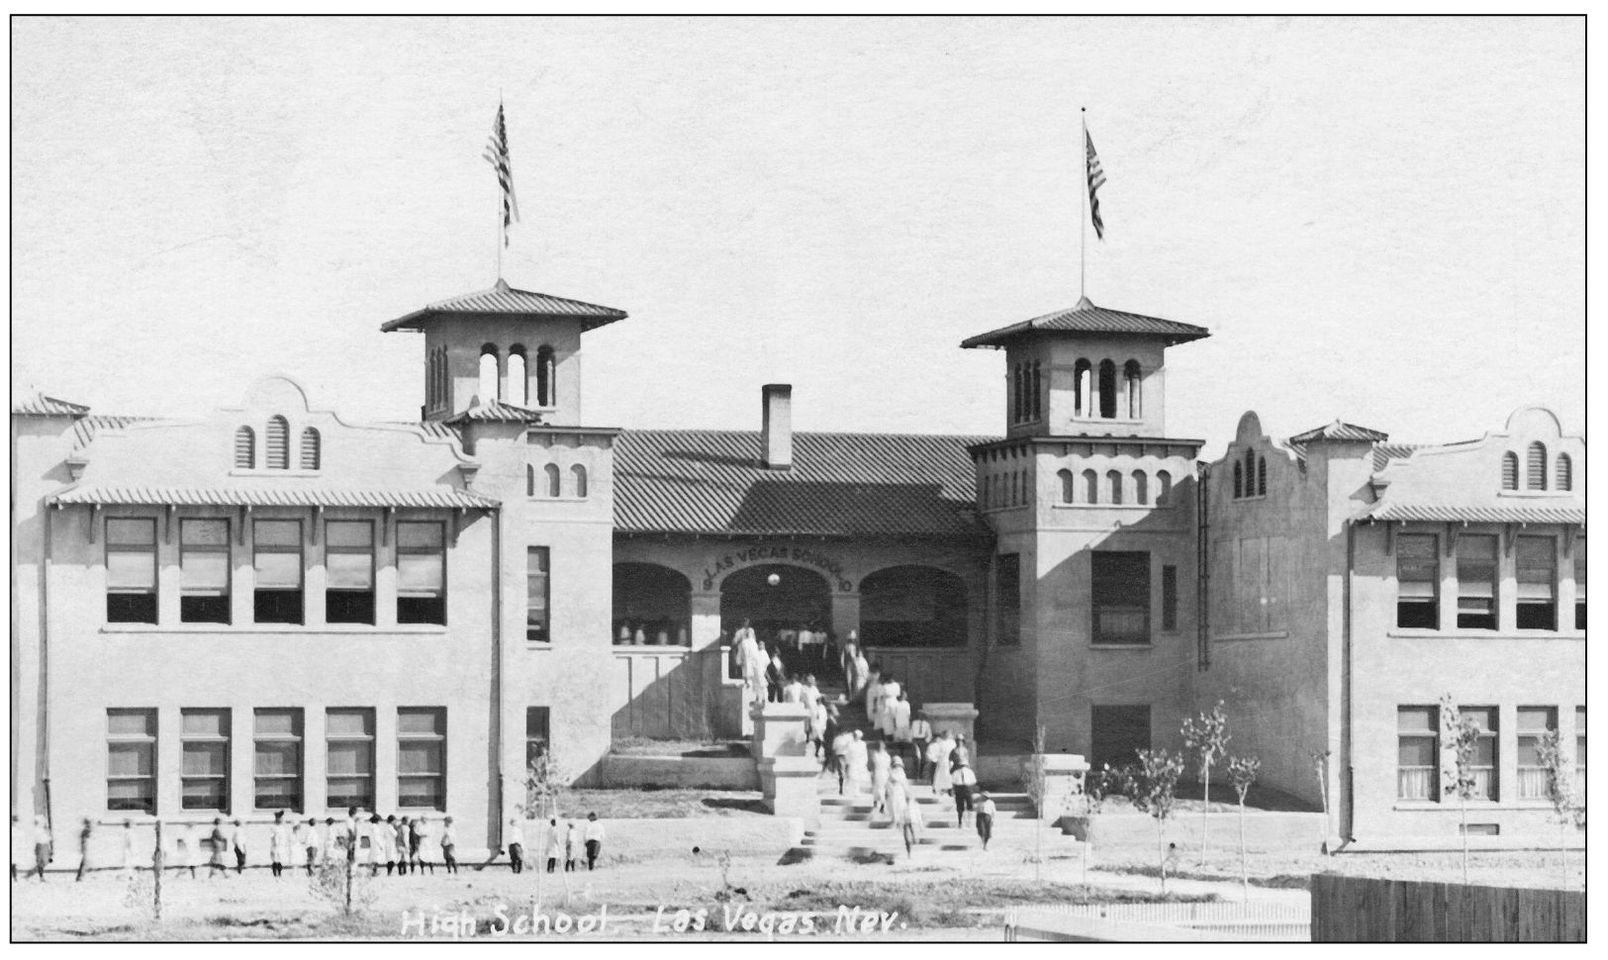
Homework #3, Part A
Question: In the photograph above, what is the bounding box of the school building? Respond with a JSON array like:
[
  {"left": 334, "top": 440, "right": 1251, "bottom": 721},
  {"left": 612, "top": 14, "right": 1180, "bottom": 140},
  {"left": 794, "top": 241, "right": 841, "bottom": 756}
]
[{"left": 11, "top": 272, "right": 1584, "bottom": 856}]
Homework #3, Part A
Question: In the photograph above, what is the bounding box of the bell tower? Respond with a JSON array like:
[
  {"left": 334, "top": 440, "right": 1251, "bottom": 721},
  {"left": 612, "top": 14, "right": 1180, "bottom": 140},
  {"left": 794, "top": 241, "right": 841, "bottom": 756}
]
[{"left": 381, "top": 279, "right": 629, "bottom": 425}]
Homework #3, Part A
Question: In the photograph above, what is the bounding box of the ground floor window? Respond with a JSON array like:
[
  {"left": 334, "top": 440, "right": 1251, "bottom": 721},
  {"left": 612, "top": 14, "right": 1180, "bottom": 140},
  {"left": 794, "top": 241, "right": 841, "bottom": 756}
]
[
  {"left": 397, "top": 708, "right": 446, "bottom": 811},
  {"left": 526, "top": 707, "right": 551, "bottom": 770},
  {"left": 326, "top": 708, "right": 375, "bottom": 811},
  {"left": 1459, "top": 706, "right": 1498, "bottom": 801},
  {"left": 1516, "top": 706, "right": 1556, "bottom": 800},
  {"left": 1576, "top": 707, "right": 1587, "bottom": 801},
  {"left": 181, "top": 708, "right": 231, "bottom": 811},
  {"left": 254, "top": 708, "right": 304, "bottom": 811},
  {"left": 107, "top": 708, "right": 157, "bottom": 814},
  {"left": 1090, "top": 704, "right": 1150, "bottom": 771},
  {"left": 1397, "top": 705, "right": 1438, "bottom": 800}
]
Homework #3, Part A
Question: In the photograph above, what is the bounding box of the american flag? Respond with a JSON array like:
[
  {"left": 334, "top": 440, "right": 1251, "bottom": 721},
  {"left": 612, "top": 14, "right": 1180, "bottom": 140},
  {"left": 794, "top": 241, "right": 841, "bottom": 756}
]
[
  {"left": 483, "top": 103, "right": 520, "bottom": 245},
  {"left": 1085, "top": 127, "right": 1106, "bottom": 240}
]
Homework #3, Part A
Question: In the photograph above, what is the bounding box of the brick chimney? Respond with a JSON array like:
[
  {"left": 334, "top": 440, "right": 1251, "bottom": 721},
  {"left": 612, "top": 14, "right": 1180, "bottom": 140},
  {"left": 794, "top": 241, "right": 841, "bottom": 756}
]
[{"left": 762, "top": 384, "right": 793, "bottom": 470}]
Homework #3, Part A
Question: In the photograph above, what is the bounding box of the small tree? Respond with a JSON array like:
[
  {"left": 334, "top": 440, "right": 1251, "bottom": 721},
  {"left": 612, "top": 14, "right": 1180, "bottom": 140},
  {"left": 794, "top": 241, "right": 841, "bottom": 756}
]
[
  {"left": 1226, "top": 755, "right": 1260, "bottom": 900},
  {"left": 1127, "top": 749, "right": 1185, "bottom": 892},
  {"left": 1535, "top": 728, "right": 1581, "bottom": 890},
  {"left": 1079, "top": 764, "right": 1126, "bottom": 884},
  {"left": 1020, "top": 726, "right": 1049, "bottom": 882},
  {"left": 1310, "top": 750, "right": 1331, "bottom": 853},
  {"left": 1439, "top": 694, "right": 1484, "bottom": 884},
  {"left": 1180, "top": 701, "right": 1230, "bottom": 868},
  {"left": 525, "top": 748, "right": 569, "bottom": 908}
]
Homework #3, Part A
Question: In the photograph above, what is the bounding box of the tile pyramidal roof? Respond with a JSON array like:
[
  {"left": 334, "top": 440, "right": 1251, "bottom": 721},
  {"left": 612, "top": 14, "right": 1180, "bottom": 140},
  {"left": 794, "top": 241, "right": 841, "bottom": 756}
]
[
  {"left": 12, "top": 391, "right": 91, "bottom": 418},
  {"left": 380, "top": 278, "right": 628, "bottom": 333},
  {"left": 442, "top": 399, "right": 550, "bottom": 425},
  {"left": 613, "top": 429, "right": 993, "bottom": 538},
  {"left": 1287, "top": 419, "right": 1391, "bottom": 446},
  {"left": 960, "top": 295, "right": 1210, "bottom": 349}
]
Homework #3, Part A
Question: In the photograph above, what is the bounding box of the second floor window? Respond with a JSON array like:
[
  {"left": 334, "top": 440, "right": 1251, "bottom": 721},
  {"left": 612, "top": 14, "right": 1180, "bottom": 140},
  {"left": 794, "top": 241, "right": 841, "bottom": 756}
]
[
  {"left": 1516, "top": 536, "right": 1557, "bottom": 630},
  {"left": 253, "top": 520, "right": 304, "bottom": 625},
  {"left": 325, "top": 521, "right": 376, "bottom": 625},
  {"left": 1455, "top": 535, "right": 1498, "bottom": 630},
  {"left": 527, "top": 547, "right": 550, "bottom": 642},
  {"left": 106, "top": 518, "right": 158, "bottom": 624},
  {"left": 397, "top": 522, "right": 446, "bottom": 625},
  {"left": 996, "top": 553, "right": 1021, "bottom": 645},
  {"left": 180, "top": 519, "right": 231, "bottom": 624},
  {"left": 1396, "top": 533, "right": 1439, "bottom": 629},
  {"left": 1092, "top": 551, "right": 1150, "bottom": 645},
  {"left": 1575, "top": 539, "right": 1586, "bottom": 630}
]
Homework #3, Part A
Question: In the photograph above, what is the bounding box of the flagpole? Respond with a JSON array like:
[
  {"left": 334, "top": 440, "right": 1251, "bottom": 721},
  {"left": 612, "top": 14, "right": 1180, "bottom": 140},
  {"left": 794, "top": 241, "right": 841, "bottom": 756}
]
[
  {"left": 497, "top": 94, "right": 505, "bottom": 283},
  {"left": 1080, "top": 106, "right": 1087, "bottom": 301}
]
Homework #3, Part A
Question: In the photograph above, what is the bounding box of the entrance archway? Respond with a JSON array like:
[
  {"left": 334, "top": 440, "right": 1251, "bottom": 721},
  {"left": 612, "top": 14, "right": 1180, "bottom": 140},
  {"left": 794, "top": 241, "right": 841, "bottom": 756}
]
[
  {"left": 613, "top": 563, "right": 691, "bottom": 645},
  {"left": 720, "top": 564, "right": 833, "bottom": 679}
]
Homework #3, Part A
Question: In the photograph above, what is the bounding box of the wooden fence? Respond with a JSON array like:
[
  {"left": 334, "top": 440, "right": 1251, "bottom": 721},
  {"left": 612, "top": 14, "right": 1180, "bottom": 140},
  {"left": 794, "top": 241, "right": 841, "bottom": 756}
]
[
  {"left": 1310, "top": 873, "right": 1585, "bottom": 942},
  {"left": 1004, "top": 902, "right": 1309, "bottom": 941}
]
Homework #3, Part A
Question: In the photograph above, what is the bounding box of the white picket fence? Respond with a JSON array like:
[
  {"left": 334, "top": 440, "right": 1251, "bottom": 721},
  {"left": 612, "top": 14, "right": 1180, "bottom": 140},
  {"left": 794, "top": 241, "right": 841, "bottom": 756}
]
[{"left": 1004, "top": 901, "right": 1310, "bottom": 941}]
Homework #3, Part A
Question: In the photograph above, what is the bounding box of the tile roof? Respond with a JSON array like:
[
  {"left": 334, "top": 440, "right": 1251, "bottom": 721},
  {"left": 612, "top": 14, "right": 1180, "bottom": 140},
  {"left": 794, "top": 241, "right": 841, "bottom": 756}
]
[
  {"left": 380, "top": 279, "right": 628, "bottom": 333},
  {"left": 50, "top": 486, "right": 499, "bottom": 509},
  {"left": 1363, "top": 502, "right": 1584, "bottom": 526},
  {"left": 613, "top": 429, "right": 993, "bottom": 538},
  {"left": 11, "top": 392, "right": 91, "bottom": 418},
  {"left": 960, "top": 296, "right": 1210, "bottom": 349},
  {"left": 442, "top": 400, "right": 548, "bottom": 424},
  {"left": 1371, "top": 442, "right": 1421, "bottom": 473},
  {"left": 71, "top": 415, "right": 163, "bottom": 451},
  {"left": 1287, "top": 420, "right": 1391, "bottom": 445}
]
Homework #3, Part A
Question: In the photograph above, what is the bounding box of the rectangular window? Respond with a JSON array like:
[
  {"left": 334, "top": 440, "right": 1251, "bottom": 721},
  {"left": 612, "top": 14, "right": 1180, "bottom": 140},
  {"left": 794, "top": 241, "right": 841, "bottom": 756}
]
[
  {"left": 1516, "top": 706, "right": 1556, "bottom": 800},
  {"left": 525, "top": 707, "right": 551, "bottom": 770},
  {"left": 1576, "top": 707, "right": 1586, "bottom": 801},
  {"left": 1516, "top": 536, "right": 1557, "bottom": 630},
  {"left": 1460, "top": 706, "right": 1498, "bottom": 802},
  {"left": 253, "top": 709, "right": 303, "bottom": 811},
  {"left": 1574, "top": 539, "right": 1585, "bottom": 630},
  {"left": 325, "top": 708, "right": 375, "bottom": 811},
  {"left": 1161, "top": 564, "right": 1178, "bottom": 632},
  {"left": 107, "top": 708, "right": 157, "bottom": 814},
  {"left": 180, "top": 519, "right": 231, "bottom": 623},
  {"left": 1395, "top": 533, "right": 1439, "bottom": 629},
  {"left": 1455, "top": 535, "right": 1498, "bottom": 630},
  {"left": 325, "top": 520, "right": 375, "bottom": 625},
  {"left": 526, "top": 546, "right": 550, "bottom": 642},
  {"left": 396, "top": 521, "right": 446, "bottom": 625},
  {"left": 397, "top": 708, "right": 447, "bottom": 810},
  {"left": 1092, "top": 551, "right": 1150, "bottom": 646},
  {"left": 1397, "top": 705, "right": 1438, "bottom": 801},
  {"left": 996, "top": 553, "right": 1021, "bottom": 645},
  {"left": 181, "top": 708, "right": 231, "bottom": 812},
  {"left": 253, "top": 519, "right": 304, "bottom": 624},
  {"left": 106, "top": 518, "right": 158, "bottom": 624}
]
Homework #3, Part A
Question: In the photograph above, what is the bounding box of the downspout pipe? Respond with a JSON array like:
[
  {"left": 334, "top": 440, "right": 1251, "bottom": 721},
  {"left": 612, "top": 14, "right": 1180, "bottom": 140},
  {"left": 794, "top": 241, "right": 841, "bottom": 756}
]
[
  {"left": 491, "top": 506, "right": 503, "bottom": 854},
  {"left": 1340, "top": 520, "right": 1355, "bottom": 846},
  {"left": 1196, "top": 462, "right": 1210, "bottom": 671}
]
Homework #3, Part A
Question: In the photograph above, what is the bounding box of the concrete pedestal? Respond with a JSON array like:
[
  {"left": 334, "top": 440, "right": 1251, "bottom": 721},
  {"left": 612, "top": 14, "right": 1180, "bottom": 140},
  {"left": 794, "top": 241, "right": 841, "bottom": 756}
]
[
  {"left": 757, "top": 756, "right": 822, "bottom": 818},
  {"left": 922, "top": 703, "right": 979, "bottom": 750},
  {"left": 750, "top": 701, "right": 810, "bottom": 759},
  {"left": 1035, "top": 753, "right": 1090, "bottom": 822}
]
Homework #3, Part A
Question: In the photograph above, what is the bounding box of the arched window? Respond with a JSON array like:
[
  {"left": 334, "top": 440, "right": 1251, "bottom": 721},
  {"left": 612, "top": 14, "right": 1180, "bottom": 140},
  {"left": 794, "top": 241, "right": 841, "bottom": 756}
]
[
  {"left": 234, "top": 426, "right": 255, "bottom": 469},
  {"left": 265, "top": 416, "right": 289, "bottom": 469},
  {"left": 527, "top": 465, "right": 536, "bottom": 497},
  {"left": 545, "top": 463, "right": 561, "bottom": 498},
  {"left": 1557, "top": 453, "right": 1573, "bottom": 492},
  {"left": 571, "top": 464, "right": 588, "bottom": 498},
  {"left": 1123, "top": 360, "right": 1142, "bottom": 419},
  {"left": 1257, "top": 456, "right": 1267, "bottom": 496},
  {"left": 1059, "top": 469, "right": 1075, "bottom": 504},
  {"left": 479, "top": 344, "right": 500, "bottom": 403},
  {"left": 1244, "top": 449, "right": 1256, "bottom": 496},
  {"left": 1501, "top": 452, "right": 1519, "bottom": 491},
  {"left": 1133, "top": 470, "right": 1149, "bottom": 505},
  {"left": 536, "top": 346, "right": 556, "bottom": 408},
  {"left": 1156, "top": 470, "right": 1173, "bottom": 506},
  {"left": 300, "top": 427, "right": 321, "bottom": 470},
  {"left": 1083, "top": 469, "right": 1099, "bottom": 504},
  {"left": 1233, "top": 462, "right": 1243, "bottom": 499},
  {"left": 1527, "top": 442, "right": 1547, "bottom": 490},
  {"left": 506, "top": 346, "right": 528, "bottom": 407},
  {"left": 1107, "top": 470, "right": 1123, "bottom": 505},
  {"left": 1073, "top": 359, "right": 1092, "bottom": 418},
  {"left": 1098, "top": 360, "right": 1118, "bottom": 419}
]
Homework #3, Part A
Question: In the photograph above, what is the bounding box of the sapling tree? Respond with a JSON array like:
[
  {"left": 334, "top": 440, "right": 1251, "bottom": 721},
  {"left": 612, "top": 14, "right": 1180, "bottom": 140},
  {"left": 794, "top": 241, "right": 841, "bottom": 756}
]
[
  {"left": 1535, "top": 728, "right": 1582, "bottom": 890},
  {"left": 1438, "top": 694, "right": 1484, "bottom": 884},
  {"left": 1226, "top": 755, "right": 1260, "bottom": 900},
  {"left": 1127, "top": 749, "right": 1185, "bottom": 893},
  {"left": 525, "top": 749, "right": 569, "bottom": 908},
  {"left": 1021, "top": 726, "right": 1049, "bottom": 882},
  {"left": 1310, "top": 750, "right": 1331, "bottom": 853},
  {"left": 1181, "top": 700, "right": 1230, "bottom": 867},
  {"left": 1079, "top": 763, "right": 1126, "bottom": 884}
]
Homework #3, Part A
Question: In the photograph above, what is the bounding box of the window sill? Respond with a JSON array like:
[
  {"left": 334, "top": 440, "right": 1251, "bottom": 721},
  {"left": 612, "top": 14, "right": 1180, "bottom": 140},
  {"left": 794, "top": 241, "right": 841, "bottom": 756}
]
[
  {"left": 101, "top": 624, "right": 449, "bottom": 635},
  {"left": 613, "top": 645, "right": 694, "bottom": 654},
  {"left": 527, "top": 496, "right": 589, "bottom": 503},
  {"left": 1211, "top": 631, "right": 1289, "bottom": 642},
  {"left": 1051, "top": 503, "right": 1173, "bottom": 511},
  {"left": 1386, "top": 629, "right": 1584, "bottom": 640},
  {"left": 228, "top": 469, "right": 321, "bottom": 479},
  {"left": 1090, "top": 643, "right": 1154, "bottom": 650},
  {"left": 1393, "top": 801, "right": 1543, "bottom": 812}
]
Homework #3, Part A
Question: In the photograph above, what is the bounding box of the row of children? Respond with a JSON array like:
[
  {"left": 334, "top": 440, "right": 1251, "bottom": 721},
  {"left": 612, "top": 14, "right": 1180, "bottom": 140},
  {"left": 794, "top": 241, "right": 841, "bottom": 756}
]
[{"left": 500, "top": 814, "right": 606, "bottom": 873}]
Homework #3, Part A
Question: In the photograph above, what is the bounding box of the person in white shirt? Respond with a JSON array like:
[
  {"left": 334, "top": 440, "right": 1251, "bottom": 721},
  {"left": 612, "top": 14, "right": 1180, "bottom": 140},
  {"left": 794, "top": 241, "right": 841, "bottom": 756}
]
[
  {"left": 846, "top": 730, "right": 870, "bottom": 794},
  {"left": 890, "top": 690, "right": 914, "bottom": 766},
  {"left": 564, "top": 821, "right": 580, "bottom": 872},
  {"left": 269, "top": 811, "right": 291, "bottom": 878},
  {"left": 544, "top": 819, "right": 563, "bottom": 873},
  {"left": 782, "top": 674, "right": 804, "bottom": 703},
  {"left": 864, "top": 667, "right": 884, "bottom": 723},
  {"left": 440, "top": 816, "right": 459, "bottom": 874},
  {"left": 120, "top": 819, "right": 138, "bottom": 878},
  {"left": 928, "top": 732, "right": 956, "bottom": 796},
  {"left": 975, "top": 791, "right": 997, "bottom": 850},
  {"left": 298, "top": 818, "right": 320, "bottom": 876},
  {"left": 900, "top": 789, "right": 924, "bottom": 858},
  {"left": 884, "top": 757, "right": 912, "bottom": 829},
  {"left": 583, "top": 813, "right": 606, "bottom": 870},
  {"left": 869, "top": 742, "right": 892, "bottom": 815},
  {"left": 878, "top": 675, "right": 903, "bottom": 737},
  {"left": 909, "top": 713, "right": 933, "bottom": 781},
  {"left": 734, "top": 620, "right": 765, "bottom": 707}
]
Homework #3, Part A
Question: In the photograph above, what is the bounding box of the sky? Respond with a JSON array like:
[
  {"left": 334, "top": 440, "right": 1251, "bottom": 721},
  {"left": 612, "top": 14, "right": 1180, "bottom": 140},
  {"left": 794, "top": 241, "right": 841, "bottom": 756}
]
[{"left": 10, "top": 17, "right": 1585, "bottom": 457}]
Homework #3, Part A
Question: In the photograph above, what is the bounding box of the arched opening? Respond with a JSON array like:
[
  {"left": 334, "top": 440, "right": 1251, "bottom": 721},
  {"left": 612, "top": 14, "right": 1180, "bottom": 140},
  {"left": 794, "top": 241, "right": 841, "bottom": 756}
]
[
  {"left": 1098, "top": 360, "right": 1118, "bottom": 419},
  {"left": 1233, "top": 461, "right": 1243, "bottom": 499},
  {"left": 1083, "top": 469, "right": 1099, "bottom": 504},
  {"left": 719, "top": 563, "right": 833, "bottom": 676},
  {"left": 1156, "top": 470, "right": 1173, "bottom": 506},
  {"left": 234, "top": 426, "right": 255, "bottom": 469},
  {"left": 860, "top": 565, "right": 968, "bottom": 648},
  {"left": 1133, "top": 470, "right": 1148, "bottom": 505},
  {"left": 1123, "top": 360, "right": 1142, "bottom": 419},
  {"left": 1107, "top": 469, "right": 1123, "bottom": 505},
  {"left": 506, "top": 346, "right": 528, "bottom": 407},
  {"left": 571, "top": 464, "right": 588, "bottom": 498},
  {"left": 536, "top": 345, "right": 556, "bottom": 407},
  {"left": 1557, "top": 453, "right": 1573, "bottom": 492},
  {"left": 1257, "top": 456, "right": 1267, "bottom": 496},
  {"left": 1527, "top": 442, "right": 1548, "bottom": 490},
  {"left": 478, "top": 344, "right": 500, "bottom": 403},
  {"left": 265, "top": 416, "right": 289, "bottom": 469},
  {"left": 300, "top": 427, "right": 321, "bottom": 470},
  {"left": 544, "top": 463, "right": 561, "bottom": 498},
  {"left": 1074, "top": 359, "right": 1092, "bottom": 418},
  {"left": 613, "top": 563, "right": 691, "bottom": 646},
  {"left": 1501, "top": 451, "right": 1519, "bottom": 491},
  {"left": 1058, "top": 468, "right": 1075, "bottom": 504}
]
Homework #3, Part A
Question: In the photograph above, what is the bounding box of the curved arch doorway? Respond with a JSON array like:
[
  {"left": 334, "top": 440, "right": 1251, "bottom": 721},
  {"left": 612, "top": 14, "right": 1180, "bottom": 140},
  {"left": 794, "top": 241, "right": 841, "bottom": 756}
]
[{"left": 720, "top": 563, "right": 833, "bottom": 681}]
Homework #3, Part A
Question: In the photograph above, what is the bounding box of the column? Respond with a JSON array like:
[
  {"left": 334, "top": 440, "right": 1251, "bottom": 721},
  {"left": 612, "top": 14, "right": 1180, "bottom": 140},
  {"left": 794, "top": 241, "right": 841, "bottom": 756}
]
[
  {"left": 831, "top": 592, "right": 860, "bottom": 646},
  {"left": 689, "top": 591, "right": 723, "bottom": 651}
]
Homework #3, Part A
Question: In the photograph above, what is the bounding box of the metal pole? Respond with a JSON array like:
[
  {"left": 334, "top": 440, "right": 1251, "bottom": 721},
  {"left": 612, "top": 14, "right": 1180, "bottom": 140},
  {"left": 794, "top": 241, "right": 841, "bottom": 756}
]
[{"left": 1079, "top": 108, "right": 1087, "bottom": 300}]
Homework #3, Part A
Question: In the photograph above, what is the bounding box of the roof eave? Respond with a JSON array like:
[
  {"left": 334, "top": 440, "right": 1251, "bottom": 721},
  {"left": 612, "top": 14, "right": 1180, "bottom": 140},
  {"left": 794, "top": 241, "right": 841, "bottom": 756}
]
[{"left": 380, "top": 308, "right": 629, "bottom": 334}]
